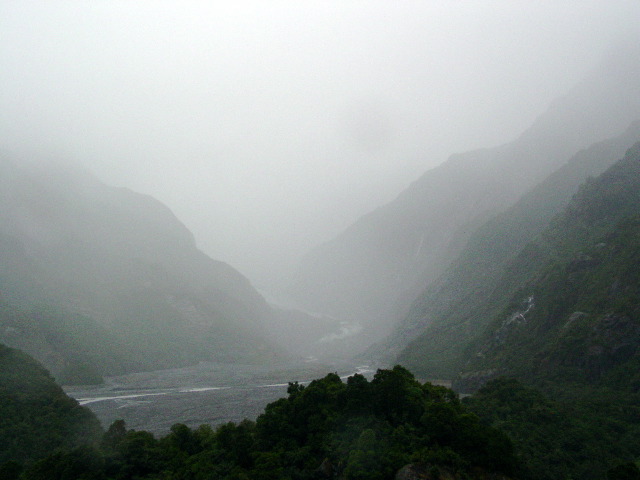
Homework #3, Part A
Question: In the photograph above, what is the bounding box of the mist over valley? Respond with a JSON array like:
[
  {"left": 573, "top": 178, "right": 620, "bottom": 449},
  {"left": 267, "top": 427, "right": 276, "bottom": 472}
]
[{"left": 2, "top": 3, "right": 640, "bottom": 479}]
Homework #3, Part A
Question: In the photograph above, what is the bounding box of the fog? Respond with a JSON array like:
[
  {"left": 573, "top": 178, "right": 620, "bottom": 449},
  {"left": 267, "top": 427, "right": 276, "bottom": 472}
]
[{"left": 1, "top": 1, "right": 639, "bottom": 293}]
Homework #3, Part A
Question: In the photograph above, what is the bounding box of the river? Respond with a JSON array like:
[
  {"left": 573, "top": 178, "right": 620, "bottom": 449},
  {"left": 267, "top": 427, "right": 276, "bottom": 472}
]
[{"left": 65, "top": 360, "right": 375, "bottom": 435}]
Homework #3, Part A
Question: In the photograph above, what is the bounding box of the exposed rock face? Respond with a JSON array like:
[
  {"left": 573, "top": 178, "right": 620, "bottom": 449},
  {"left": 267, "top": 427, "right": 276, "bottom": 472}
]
[
  {"left": 562, "top": 311, "right": 587, "bottom": 329},
  {"left": 396, "top": 464, "right": 433, "bottom": 480},
  {"left": 492, "top": 296, "right": 535, "bottom": 347},
  {"left": 316, "top": 458, "right": 335, "bottom": 478}
]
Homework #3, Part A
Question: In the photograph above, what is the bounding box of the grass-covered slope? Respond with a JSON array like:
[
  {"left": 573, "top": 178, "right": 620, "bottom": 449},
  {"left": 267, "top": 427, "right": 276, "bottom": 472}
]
[
  {"left": 386, "top": 123, "right": 640, "bottom": 378},
  {"left": 0, "top": 344, "right": 102, "bottom": 466}
]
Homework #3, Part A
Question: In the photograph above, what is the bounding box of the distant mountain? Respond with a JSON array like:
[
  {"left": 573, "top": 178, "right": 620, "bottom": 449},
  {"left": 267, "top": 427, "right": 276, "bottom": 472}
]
[
  {"left": 451, "top": 142, "right": 640, "bottom": 392},
  {"left": 0, "top": 154, "right": 281, "bottom": 382},
  {"left": 379, "top": 121, "right": 640, "bottom": 378},
  {"left": 288, "top": 46, "right": 640, "bottom": 348},
  {"left": 0, "top": 343, "right": 102, "bottom": 465}
]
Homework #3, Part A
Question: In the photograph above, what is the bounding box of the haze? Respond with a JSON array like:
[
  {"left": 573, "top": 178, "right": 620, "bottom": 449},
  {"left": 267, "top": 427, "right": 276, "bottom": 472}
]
[{"left": 1, "top": 1, "right": 638, "bottom": 294}]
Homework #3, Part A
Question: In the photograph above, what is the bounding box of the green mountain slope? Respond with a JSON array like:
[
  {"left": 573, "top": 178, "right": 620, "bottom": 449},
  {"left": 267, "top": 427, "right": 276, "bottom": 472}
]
[
  {"left": 0, "top": 297, "right": 154, "bottom": 385},
  {"left": 452, "top": 142, "right": 640, "bottom": 391},
  {"left": 0, "top": 343, "right": 102, "bottom": 465},
  {"left": 288, "top": 46, "right": 640, "bottom": 349},
  {"left": 464, "top": 378, "right": 640, "bottom": 480},
  {"left": 387, "top": 122, "right": 640, "bottom": 378},
  {"left": 0, "top": 155, "right": 281, "bottom": 382}
]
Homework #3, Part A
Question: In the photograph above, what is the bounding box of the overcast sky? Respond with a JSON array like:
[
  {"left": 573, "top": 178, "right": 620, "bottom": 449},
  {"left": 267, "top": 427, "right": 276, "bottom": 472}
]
[{"left": 1, "top": 1, "right": 639, "bottom": 292}]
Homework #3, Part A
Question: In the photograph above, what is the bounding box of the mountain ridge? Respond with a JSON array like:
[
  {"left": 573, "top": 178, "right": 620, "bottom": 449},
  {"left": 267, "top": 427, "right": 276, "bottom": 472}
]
[
  {"left": 288, "top": 46, "right": 640, "bottom": 350},
  {"left": 379, "top": 121, "right": 640, "bottom": 378}
]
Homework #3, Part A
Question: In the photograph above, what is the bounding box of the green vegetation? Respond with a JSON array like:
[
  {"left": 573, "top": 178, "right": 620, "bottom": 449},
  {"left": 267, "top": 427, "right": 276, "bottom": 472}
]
[
  {"left": 372, "top": 141, "right": 640, "bottom": 480},
  {"left": 387, "top": 143, "right": 640, "bottom": 480},
  {"left": 393, "top": 128, "right": 640, "bottom": 380},
  {"left": 456, "top": 142, "right": 640, "bottom": 390},
  {"left": 10, "top": 365, "right": 518, "bottom": 480},
  {"left": 4, "top": 113, "right": 640, "bottom": 479},
  {"left": 0, "top": 344, "right": 102, "bottom": 467},
  {"left": 465, "top": 378, "right": 640, "bottom": 480},
  {"left": 4, "top": 344, "right": 640, "bottom": 480},
  {"left": 0, "top": 298, "right": 146, "bottom": 385}
]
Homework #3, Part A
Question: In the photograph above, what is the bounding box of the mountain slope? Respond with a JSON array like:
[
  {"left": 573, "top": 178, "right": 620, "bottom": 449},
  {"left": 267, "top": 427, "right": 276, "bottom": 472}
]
[
  {"left": 288, "top": 46, "right": 640, "bottom": 346},
  {"left": 0, "top": 298, "right": 145, "bottom": 385},
  {"left": 385, "top": 121, "right": 640, "bottom": 378},
  {"left": 449, "top": 142, "right": 640, "bottom": 391},
  {"left": 0, "top": 343, "right": 102, "bottom": 465},
  {"left": 0, "top": 155, "right": 280, "bottom": 381}
]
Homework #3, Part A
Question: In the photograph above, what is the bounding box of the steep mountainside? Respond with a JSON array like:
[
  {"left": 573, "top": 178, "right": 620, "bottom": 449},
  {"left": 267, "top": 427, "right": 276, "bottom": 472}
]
[
  {"left": 0, "top": 343, "right": 102, "bottom": 465},
  {"left": 0, "top": 155, "right": 280, "bottom": 382},
  {"left": 448, "top": 143, "right": 640, "bottom": 392},
  {"left": 0, "top": 298, "right": 142, "bottom": 385},
  {"left": 288, "top": 46, "right": 640, "bottom": 345},
  {"left": 383, "top": 122, "right": 640, "bottom": 378}
]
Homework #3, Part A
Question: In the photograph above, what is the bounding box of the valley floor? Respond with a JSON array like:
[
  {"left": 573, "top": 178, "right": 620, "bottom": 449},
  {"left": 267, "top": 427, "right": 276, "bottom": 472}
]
[{"left": 64, "top": 360, "right": 375, "bottom": 434}]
